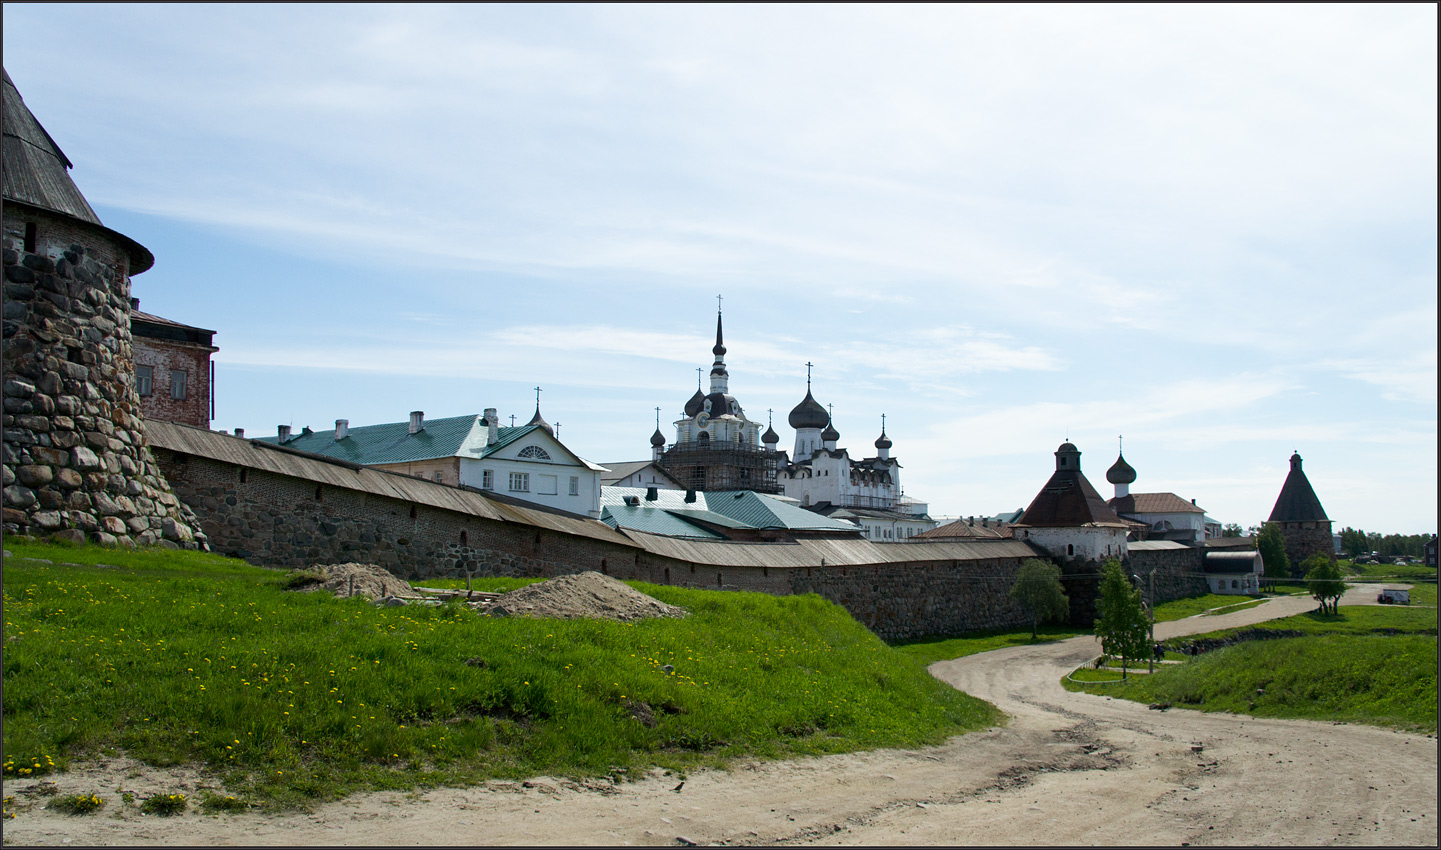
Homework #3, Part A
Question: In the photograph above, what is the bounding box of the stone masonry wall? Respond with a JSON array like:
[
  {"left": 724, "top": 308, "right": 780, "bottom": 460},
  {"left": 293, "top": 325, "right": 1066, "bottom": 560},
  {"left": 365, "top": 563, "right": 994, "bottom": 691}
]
[
  {"left": 151, "top": 449, "right": 637, "bottom": 582},
  {"left": 2, "top": 207, "right": 202, "bottom": 547},
  {"left": 153, "top": 444, "right": 1214, "bottom": 642},
  {"left": 1279, "top": 521, "right": 1335, "bottom": 574},
  {"left": 788, "top": 558, "right": 1034, "bottom": 641},
  {"left": 153, "top": 447, "right": 1040, "bottom": 639},
  {"left": 1056, "top": 547, "right": 1207, "bottom": 627}
]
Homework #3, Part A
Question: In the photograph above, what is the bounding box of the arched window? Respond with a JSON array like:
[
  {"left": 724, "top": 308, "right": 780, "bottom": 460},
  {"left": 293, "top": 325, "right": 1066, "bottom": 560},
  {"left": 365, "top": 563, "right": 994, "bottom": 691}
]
[
  {"left": 518, "top": 446, "right": 551, "bottom": 460},
  {"left": 1067, "top": 544, "right": 1074, "bottom": 557},
  {"left": 1231, "top": 579, "right": 1238, "bottom": 589}
]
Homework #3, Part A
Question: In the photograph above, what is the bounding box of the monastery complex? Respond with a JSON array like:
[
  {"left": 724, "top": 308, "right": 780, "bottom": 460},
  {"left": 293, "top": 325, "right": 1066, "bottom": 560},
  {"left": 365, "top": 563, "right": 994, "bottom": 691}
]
[{"left": 2, "top": 64, "right": 1360, "bottom": 637}]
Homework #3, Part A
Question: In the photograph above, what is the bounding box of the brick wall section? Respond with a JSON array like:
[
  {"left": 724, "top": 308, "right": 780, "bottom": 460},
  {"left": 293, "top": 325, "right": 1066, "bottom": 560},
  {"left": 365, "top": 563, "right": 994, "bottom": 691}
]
[
  {"left": 132, "top": 336, "right": 213, "bottom": 428},
  {"left": 3, "top": 206, "right": 202, "bottom": 547}
]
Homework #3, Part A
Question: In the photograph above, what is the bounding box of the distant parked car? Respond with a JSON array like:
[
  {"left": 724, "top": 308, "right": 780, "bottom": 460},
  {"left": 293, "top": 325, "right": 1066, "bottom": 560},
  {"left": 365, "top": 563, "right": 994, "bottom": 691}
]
[{"left": 1377, "top": 588, "right": 1410, "bottom": 605}]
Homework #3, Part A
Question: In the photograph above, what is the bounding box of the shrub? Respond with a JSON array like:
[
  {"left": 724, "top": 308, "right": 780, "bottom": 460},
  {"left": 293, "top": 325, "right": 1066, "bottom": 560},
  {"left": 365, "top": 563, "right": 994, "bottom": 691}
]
[
  {"left": 140, "top": 792, "right": 187, "bottom": 816},
  {"left": 49, "top": 793, "right": 104, "bottom": 814}
]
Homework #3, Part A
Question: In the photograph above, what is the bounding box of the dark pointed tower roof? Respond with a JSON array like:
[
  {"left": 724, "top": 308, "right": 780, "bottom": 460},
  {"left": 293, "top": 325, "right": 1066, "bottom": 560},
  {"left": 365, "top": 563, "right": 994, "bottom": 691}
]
[
  {"left": 712, "top": 310, "right": 726, "bottom": 358},
  {"left": 875, "top": 431, "right": 892, "bottom": 450},
  {"left": 2, "top": 68, "right": 153, "bottom": 273},
  {"left": 762, "top": 423, "right": 779, "bottom": 445},
  {"left": 1106, "top": 452, "right": 1136, "bottom": 485},
  {"left": 650, "top": 428, "right": 666, "bottom": 448},
  {"left": 821, "top": 420, "right": 840, "bottom": 443},
  {"left": 1017, "top": 442, "right": 1126, "bottom": 527},
  {"left": 527, "top": 405, "right": 554, "bottom": 436},
  {"left": 1268, "top": 452, "right": 1329, "bottom": 522}
]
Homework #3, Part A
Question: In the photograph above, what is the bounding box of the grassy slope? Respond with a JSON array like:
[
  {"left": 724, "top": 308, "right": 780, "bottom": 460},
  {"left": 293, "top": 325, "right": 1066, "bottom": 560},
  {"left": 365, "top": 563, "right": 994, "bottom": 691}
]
[
  {"left": 1, "top": 541, "right": 1001, "bottom": 808},
  {"left": 891, "top": 625, "right": 1085, "bottom": 667},
  {"left": 1063, "top": 606, "right": 1438, "bottom": 732}
]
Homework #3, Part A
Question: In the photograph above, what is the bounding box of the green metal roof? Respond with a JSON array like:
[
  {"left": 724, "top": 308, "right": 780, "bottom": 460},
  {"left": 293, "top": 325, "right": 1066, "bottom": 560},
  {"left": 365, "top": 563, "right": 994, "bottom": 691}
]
[
  {"left": 704, "top": 490, "right": 859, "bottom": 532},
  {"left": 601, "top": 487, "right": 859, "bottom": 534},
  {"left": 600, "top": 504, "right": 724, "bottom": 539},
  {"left": 256, "top": 415, "right": 544, "bottom": 466}
]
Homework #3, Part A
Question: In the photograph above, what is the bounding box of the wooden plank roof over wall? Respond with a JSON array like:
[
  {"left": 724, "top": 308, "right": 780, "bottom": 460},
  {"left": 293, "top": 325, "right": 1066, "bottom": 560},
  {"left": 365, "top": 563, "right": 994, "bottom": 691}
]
[
  {"left": 619, "top": 530, "right": 1041, "bottom": 569},
  {"left": 146, "top": 420, "right": 633, "bottom": 547}
]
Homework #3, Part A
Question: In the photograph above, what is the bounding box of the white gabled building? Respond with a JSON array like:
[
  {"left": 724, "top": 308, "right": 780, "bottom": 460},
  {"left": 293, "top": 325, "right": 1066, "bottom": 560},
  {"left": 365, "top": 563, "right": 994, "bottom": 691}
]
[{"left": 258, "top": 407, "right": 604, "bottom": 518}]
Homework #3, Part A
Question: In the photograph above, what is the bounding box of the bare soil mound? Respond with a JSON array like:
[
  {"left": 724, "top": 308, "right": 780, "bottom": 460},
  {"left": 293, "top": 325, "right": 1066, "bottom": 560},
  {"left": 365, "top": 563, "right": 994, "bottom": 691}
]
[
  {"left": 488, "top": 571, "right": 687, "bottom": 622},
  {"left": 288, "top": 563, "right": 415, "bottom": 601}
]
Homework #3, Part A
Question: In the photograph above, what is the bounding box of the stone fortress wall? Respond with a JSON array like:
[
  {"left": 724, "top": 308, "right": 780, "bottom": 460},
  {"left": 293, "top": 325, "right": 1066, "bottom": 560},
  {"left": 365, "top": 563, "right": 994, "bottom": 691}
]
[
  {"left": 2, "top": 208, "right": 203, "bottom": 547},
  {"left": 149, "top": 423, "right": 1209, "bottom": 641}
]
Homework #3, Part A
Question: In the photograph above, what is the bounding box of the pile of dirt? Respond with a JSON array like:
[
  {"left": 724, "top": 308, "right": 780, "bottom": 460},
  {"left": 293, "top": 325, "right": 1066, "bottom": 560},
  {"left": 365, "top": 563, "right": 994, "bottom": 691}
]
[
  {"left": 488, "top": 571, "right": 687, "bottom": 623},
  {"left": 287, "top": 563, "right": 416, "bottom": 601}
]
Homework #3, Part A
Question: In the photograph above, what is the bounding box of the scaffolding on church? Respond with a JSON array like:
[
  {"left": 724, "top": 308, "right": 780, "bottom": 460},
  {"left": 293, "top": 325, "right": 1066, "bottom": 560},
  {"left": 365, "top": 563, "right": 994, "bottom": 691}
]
[{"left": 657, "top": 440, "right": 780, "bottom": 494}]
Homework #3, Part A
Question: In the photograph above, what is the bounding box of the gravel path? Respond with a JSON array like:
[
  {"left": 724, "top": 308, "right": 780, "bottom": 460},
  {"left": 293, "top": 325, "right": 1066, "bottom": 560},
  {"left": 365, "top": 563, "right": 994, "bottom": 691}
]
[{"left": 6, "top": 583, "right": 1435, "bottom": 846}]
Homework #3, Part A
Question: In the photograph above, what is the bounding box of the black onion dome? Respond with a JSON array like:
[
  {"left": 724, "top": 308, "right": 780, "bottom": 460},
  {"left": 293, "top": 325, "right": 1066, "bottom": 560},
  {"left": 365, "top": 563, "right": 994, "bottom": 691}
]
[
  {"left": 821, "top": 421, "right": 840, "bottom": 442},
  {"left": 683, "top": 388, "right": 705, "bottom": 417},
  {"left": 527, "top": 407, "right": 553, "bottom": 436},
  {"left": 788, "top": 390, "right": 829, "bottom": 429},
  {"left": 1106, "top": 453, "right": 1137, "bottom": 485},
  {"left": 650, "top": 428, "right": 667, "bottom": 447},
  {"left": 875, "top": 431, "right": 892, "bottom": 450},
  {"left": 762, "top": 424, "right": 779, "bottom": 444}
]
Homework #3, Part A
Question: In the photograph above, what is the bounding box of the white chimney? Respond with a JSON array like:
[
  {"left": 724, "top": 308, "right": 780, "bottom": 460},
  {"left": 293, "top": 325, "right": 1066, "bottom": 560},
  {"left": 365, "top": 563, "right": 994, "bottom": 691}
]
[
  {"left": 335, "top": 419, "right": 349, "bottom": 440},
  {"left": 483, "top": 407, "right": 499, "bottom": 445},
  {"left": 277, "top": 425, "right": 291, "bottom": 442},
  {"left": 409, "top": 411, "right": 424, "bottom": 434},
  {"left": 234, "top": 428, "right": 245, "bottom": 438}
]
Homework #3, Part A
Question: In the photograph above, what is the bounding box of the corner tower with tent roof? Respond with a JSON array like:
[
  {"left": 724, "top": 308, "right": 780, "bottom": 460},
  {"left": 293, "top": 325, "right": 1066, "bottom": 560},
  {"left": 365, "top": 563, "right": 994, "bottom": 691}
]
[
  {"left": 654, "top": 304, "right": 778, "bottom": 493},
  {"left": 2, "top": 67, "right": 205, "bottom": 547},
  {"left": 1267, "top": 451, "right": 1333, "bottom": 567}
]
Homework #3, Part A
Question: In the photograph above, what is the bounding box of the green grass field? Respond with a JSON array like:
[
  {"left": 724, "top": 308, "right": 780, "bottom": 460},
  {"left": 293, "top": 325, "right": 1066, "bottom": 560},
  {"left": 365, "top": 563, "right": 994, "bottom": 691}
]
[
  {"left": 890, "top": 624, "right": 1085, "bottom": 666},
  {"left": 2, "top": 540, "right": 1002, "bottom": 809},
  {"left": 1063, "top": 606, "right": 1437, "bottom": 732}
]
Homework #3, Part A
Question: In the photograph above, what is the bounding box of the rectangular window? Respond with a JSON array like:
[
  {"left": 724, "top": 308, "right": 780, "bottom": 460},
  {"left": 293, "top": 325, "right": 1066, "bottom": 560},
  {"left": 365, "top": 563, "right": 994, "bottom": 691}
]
[
  {"left": 537, "top": 474, "right": 558, "bottom": 495},
  {"left": 481, "top": 469, "right": 494, "bottom": 490},
  {"left": 568, "top": 476, "right": 579, "bottom": 496},
  {"left": 508, "top": 472, "right": 529, "bottom": 492},
  {"left": 136, "top": 365, "right": 153, "bottom": 397},
  {"left": 170, "top": 369, "right": 187, "bottom": 400},
  {"left": 432, "top": 471, "right": 443, "bottom": 483}
]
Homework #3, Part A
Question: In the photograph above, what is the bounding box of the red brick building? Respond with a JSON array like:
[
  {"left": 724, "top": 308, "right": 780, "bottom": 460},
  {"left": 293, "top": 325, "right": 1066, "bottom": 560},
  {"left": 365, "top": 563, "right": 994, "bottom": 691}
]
[{"left": 130, "top": 298, "right": 217, "bottom": 429}]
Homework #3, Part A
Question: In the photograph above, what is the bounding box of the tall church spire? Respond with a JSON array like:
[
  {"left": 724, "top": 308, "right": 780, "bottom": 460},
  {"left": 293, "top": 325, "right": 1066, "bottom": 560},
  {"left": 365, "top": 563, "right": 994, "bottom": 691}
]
[{"left": 709, "top": 299, "right": 728, "bottom": 394}]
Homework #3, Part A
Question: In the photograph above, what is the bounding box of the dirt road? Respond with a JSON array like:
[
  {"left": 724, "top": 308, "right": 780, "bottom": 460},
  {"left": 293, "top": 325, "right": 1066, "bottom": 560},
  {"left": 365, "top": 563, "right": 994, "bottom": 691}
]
[{"left": 6, "top": 584, "right": 1435, "bottom": 845}]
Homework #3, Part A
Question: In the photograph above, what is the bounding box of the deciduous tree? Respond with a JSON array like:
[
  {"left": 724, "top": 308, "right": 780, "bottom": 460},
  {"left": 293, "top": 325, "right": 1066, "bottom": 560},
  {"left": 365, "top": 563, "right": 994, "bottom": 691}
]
[
  {"left": 1303, "top": 554, "right": 1346, "bottom": 615},
  {"left": 1010, "top": 558, "right": 1069, "bottom": 639},
  {"left": 1257, "top": 522, "right": 1290, "bottom": 580},
  {"left": 1094, "top": 559, "right": 1150, "bottom": 680}
]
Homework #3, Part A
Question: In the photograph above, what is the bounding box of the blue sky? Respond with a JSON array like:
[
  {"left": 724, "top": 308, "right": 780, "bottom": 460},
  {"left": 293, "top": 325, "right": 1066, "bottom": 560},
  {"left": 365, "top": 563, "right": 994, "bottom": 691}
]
[{"left": 5, "top": 4, "right": 1435, "bottom": 532}]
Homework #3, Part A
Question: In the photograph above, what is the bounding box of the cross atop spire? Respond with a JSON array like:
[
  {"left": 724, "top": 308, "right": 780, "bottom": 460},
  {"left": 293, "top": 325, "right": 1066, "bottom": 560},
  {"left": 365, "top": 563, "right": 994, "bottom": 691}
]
[
  {"left": 696, "top": 367, "right": 702, "bottom": 389},
  {"left": 806, "top": 361, "right": 814, "bottom": 390},
  {"left": 655, "top": 406, "right": 661, "bottom": 429},
  {"left": 768, "top": 408, "right": 773, "bottom": 427},
  {"left": 881, "top": 413, "right": 887, "bottom": 433},
  {"left": 534, "top": 386, "right": 542, "bottom": 406}
]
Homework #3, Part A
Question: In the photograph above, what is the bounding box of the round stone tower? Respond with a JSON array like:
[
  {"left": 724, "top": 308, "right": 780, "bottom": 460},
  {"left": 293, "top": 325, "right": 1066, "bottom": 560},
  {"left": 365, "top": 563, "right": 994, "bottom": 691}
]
[{"left": 3, "top": 68, "right": 204, "bottom": 547}]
